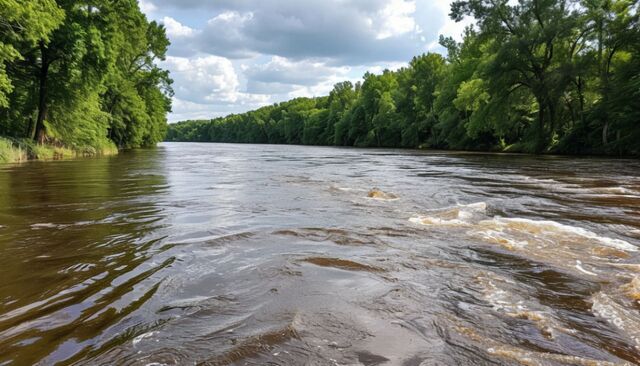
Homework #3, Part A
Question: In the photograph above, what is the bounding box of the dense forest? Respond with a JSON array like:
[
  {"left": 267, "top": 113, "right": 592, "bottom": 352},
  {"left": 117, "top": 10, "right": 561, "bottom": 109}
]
[
  {"left": 0, "top": 0, "right": 172, "bottom": 160},
  {"left": 168, "top": 0, "right": 640, "bottom": 156}
]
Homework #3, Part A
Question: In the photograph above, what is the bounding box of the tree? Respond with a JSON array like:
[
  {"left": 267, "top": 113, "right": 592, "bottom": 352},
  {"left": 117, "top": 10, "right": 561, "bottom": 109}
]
[
  {"left": 0, "top": 0, "right": 172, "bottom": 152},
  {"left": 451, "top": 0, "right": 578, "bottom": 151},
  {"left": 395, "top": 53, "right": 445, "bottom": 147},
  {"left": 0, "top": 0, "right": 63, "bottom": 107},
  {"left": 102, "top": 7, "right": 173, "bottom": 148}
]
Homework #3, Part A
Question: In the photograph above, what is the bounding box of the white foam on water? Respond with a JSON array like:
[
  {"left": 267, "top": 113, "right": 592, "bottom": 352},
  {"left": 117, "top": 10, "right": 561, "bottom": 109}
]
[
  {"left": 336, "top": 187, "right": 360, "bottom": 192},
  {"left": 472, "top": 229, "right": 528, "bottom": 250},
  {"left": 588, "top": 186, "right": 639, "bottom": 196},
  {"left": 409, "top": 216, "right": 468, "bottom": 227},
  {"left": 474, "top": 273, "right": 567, "bottom": 340},
  {"left": 133, "top": 331, "right": 157, "bottom": 347},
  {"left": 329, "top": 185, "right": 367, "bottom": 192},
  {"left": 521, "top": 176, "right": 582, "bottom": 192},
  {"left": 464, "top": 202, "right": 488, "bottom": 211},
  {"left": 479, "top": 217, "right": 637, "bottom": 252},
  {"left": 575, "top": 260, "right": 597, "bottom": 276},
  {"left": 486, "top": 345, "right": 626, "bottom": 366},
  {"left": 521, "top": 175, "right": 640, "bottom": 198},
  {"left": 366, "top": 196, "right": 400, "bottom": 201},
  {"left": 477, "top": 274, "right": 527, "bottom": 314},
  {"left": 30, "top": 223, "right": 59, "bottom": 229},
  {"left": 409, "top": 202, "right": 487, "bottom": 227},
  {"left": 592, "top": 292, "right": 640, "bottom": 350}
]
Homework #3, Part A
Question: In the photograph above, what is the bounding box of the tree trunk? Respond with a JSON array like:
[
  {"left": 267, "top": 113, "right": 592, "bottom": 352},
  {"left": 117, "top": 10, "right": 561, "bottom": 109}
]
[
  {"left": 601, "top": 65, "right": 610, "bottom": 148},
  {"left": 577, "top": 76, "right": 585, "bottom": 126},
  {"left": 548, "top": 101, "right": 556, "bottom": 141},
  {"left": 28, "top": 117, "right": 36, "bottom": 140},
  {"left": 536, "top": 99, "right": 545, "bottom": 153},
  {"left": 564, "top": 97, "right": 576, "bottom": 127},
  {"left": 34, "top": 41, "right": 49, "bottom": 144}
]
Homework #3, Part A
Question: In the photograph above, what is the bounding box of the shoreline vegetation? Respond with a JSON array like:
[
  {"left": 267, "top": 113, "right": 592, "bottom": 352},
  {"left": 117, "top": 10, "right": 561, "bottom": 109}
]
[
  {"left": 167, "top": 0, "right": 639, "bottom": 157},
  {"left": 0, "top": 136, "right": 118, "bottom": 164},
  {"left": 0, "top": 1, "right": 172, "bottom": 165}
]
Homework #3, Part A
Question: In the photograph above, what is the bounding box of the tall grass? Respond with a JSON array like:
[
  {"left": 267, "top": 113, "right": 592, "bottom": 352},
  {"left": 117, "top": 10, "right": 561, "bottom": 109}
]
[
  {"left": 0, "top": 138, "right": 27, "bottom": 163},
  {"left": 0, "top": 136, "right": 118, "bottom": 164}
]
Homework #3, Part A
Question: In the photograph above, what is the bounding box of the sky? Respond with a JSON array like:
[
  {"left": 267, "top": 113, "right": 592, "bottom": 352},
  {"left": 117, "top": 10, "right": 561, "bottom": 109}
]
[{"left": 139, "top": 0, "right": 473, "bottom": 122}]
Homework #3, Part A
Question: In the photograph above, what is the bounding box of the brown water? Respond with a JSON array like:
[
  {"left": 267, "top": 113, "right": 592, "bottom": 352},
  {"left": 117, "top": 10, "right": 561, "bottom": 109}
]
[{"left": 1, "top": 143, "right": 640, "bottom": 366}]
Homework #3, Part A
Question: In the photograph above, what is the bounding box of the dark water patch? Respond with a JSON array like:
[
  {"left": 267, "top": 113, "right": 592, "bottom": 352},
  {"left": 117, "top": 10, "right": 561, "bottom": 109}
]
[
  {"left": 301, "top": 257, "right": 385, "bottom": 272},
  {"left": 202, "top": 325, "right": 299, "bottom": 366},
  {"left": 273, "top": 227, "right": 385, "bottom": 246}
]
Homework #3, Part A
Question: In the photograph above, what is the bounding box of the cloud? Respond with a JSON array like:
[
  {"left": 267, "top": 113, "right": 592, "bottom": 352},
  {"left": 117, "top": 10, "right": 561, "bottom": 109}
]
[
  {"left": 243, "top": 57, "right": 354, "bottom": 98},
  {"left": 286, "top": 74, "right": 360, "bottom": 99},
  {"left": 245, "top": 81, "right": 297, "bottom": 95},
  {"left": 162, "top": 17, "right": 196, "bottom": 38},
  {"left": 139, "top": 0, "right": 157, "bottom": 14},
  {"left": 150, "top": 0, "right": 444, "bottom": 64},
  {"left": 375, "top": 0, "right": 418, "bottom": 39},
  {"left": 431, "top": 0, "right": 475, "bottom": 42},
  {"left": 141, "top": 0, "right": 471, "bottom": 121},
  {"left": 169, "top": 97, "right": 269, "bottom": 122},
  {"left": 247, "top": 56, "right": 349, "bottom": 86},
  {"left": 161, "top": 56, "right": 270, "bottom": 106},
  {"left": 366, "top": 62, "right": 410, "bottom": 75}
]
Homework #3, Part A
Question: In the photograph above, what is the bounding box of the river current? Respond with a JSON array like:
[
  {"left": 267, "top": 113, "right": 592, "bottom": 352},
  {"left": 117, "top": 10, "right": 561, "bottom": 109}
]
[{"left": 1, "top": 142, "right": 640, "bottom": 365}]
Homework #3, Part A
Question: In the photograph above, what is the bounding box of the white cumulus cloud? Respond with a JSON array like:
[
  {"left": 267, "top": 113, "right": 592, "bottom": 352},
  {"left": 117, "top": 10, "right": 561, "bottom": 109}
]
[
  {"left": 161, "top": 55, "right": 270, "bottom": 120},
  {"left": 375, "top": 0, "right": 417, "bottom": 39},
  {"left": 142, "top": 0, "right": 473, "bottom": 121},
  {"left": 139, "top": 0, "right": 157, "bottom": 14},
  {"left": 162, "top": 17, "right": 196, "bottom": 38}
]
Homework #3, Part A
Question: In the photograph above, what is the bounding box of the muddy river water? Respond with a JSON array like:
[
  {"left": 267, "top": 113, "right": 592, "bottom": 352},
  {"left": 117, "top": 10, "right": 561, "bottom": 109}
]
[{"left": 1, "top": 142, "right": 640, "bottom": 365}]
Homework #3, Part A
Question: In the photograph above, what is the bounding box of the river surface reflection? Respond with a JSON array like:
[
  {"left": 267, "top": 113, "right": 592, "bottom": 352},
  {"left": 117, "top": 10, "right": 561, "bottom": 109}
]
[{"left": 1, "top": 142, "right": 639, "bottom": 365}]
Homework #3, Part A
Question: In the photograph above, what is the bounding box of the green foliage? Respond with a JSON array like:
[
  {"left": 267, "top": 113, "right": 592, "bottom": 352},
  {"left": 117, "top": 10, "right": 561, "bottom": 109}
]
[
  {"left": 0, "top": 0, "right": 172, "bottom": 157},
  {"left": 0, "top": 0, "right": 64, "bottom": 107},
  {"left": 169, "top": 0, "right": 639, "bottom": 156}
]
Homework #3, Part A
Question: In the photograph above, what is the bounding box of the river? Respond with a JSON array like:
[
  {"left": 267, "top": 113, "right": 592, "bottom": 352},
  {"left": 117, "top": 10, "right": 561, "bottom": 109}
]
[{"left": 1, "top": 142, "right": 639, "bottom": 365}]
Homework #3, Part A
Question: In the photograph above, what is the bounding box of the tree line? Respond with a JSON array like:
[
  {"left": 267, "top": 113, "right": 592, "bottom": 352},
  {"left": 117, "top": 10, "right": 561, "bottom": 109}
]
[
  {"left": 167, "top": 0, "right": 639, "bottom": 155},
  {"left": 0, "top": 0, "right": 172, "bottom": 152}
]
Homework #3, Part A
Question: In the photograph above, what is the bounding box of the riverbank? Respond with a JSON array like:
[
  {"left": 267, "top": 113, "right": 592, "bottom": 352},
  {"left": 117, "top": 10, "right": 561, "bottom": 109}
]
[{"left": 0, "top": 137, "right": 118, "bottom": 164}]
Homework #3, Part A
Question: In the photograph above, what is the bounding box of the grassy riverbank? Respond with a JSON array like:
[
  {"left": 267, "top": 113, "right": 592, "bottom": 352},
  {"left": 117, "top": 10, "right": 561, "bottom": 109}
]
[{"left": 0, "top": 137, "right": 118, "bottom": 164}]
